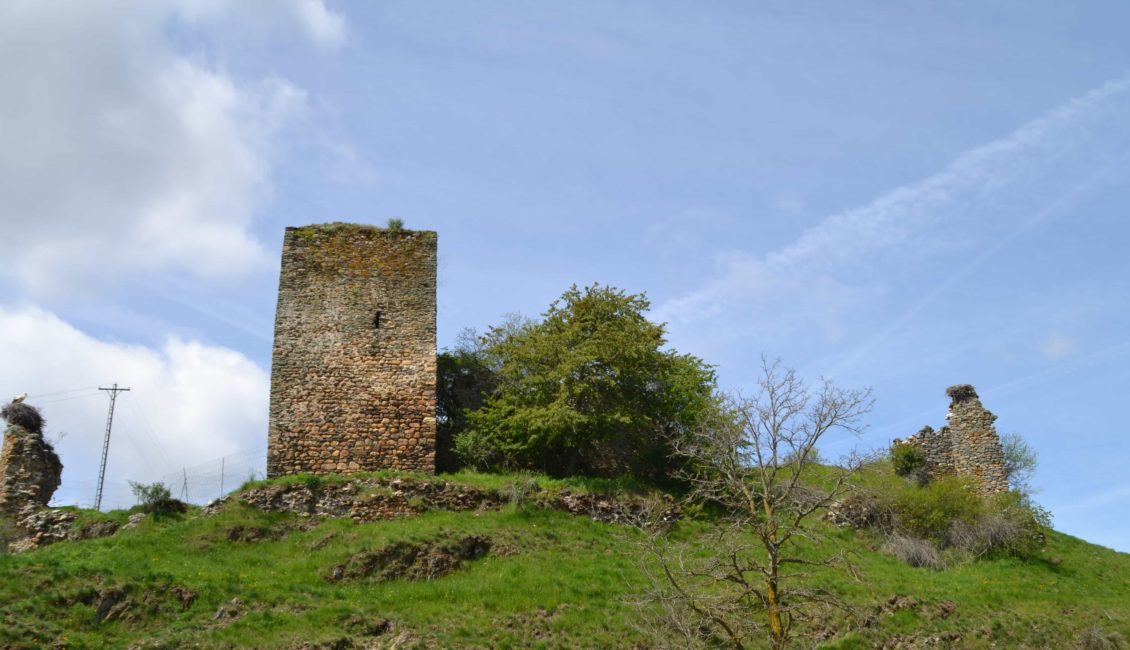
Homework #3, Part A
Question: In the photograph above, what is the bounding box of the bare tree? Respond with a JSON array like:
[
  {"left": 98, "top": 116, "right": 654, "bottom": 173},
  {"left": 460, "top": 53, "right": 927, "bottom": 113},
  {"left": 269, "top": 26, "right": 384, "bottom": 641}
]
[{"left": 633, "top": 357, "right": 873, "bottom": 649}]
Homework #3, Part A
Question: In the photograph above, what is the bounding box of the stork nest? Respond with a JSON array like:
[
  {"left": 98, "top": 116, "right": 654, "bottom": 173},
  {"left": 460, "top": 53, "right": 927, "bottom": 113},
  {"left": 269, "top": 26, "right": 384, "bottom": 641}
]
[
  {"left": 2, "top": 402, "right": 44, "bottom": 434},
  {"left": 945, "top": 384, "right": 978, "bottom": 403}
]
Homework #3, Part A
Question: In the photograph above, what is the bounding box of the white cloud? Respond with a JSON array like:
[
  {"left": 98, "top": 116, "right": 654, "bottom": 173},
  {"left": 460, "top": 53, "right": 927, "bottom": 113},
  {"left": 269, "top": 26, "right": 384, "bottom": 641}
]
[
  {"left": 171, "top": 0, "right": 346, "bottom": 50},
  {"left": 291, "top": 0, "right": 347, "bottom": 48},
  {"left": 655, "top": 74, "right": 1130, "bottom": 366},
  {"left": 0, "top": 305, "right": 268, "bottom": 509},
  {"left": 0, "top": 2, "right": 317, "bottom": 297},
  {"left": 1040, "top": 331, "right": 1075, "bottom": 361},
  {"left": 765, "top": 76, "right": 1130, "bottom": 276}
]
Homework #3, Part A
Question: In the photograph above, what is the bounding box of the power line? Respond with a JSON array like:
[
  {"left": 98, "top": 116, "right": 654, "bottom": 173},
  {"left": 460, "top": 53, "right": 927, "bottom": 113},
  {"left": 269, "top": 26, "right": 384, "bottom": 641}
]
[
  {"left": 94, "top": 383, "right": 130, "bottom": 511},
  {"left": 122, "top": 393, "right": 175, "bottom": 472},
  {"left": 27, "top": 385, "right": 100, "bottom": 399},
  {"left": 35, "top": 391, "right": 103, "bottom": 406}
]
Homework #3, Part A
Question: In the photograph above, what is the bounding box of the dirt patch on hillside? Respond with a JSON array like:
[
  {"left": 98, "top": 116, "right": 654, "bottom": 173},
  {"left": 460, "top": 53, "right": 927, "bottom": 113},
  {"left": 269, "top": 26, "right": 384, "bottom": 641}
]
[
  {"left": 327, "top": 535, "right": 491, "bottom": 583},
  {"left": 60, "top": 580, "right": 197, "bottom": 626}
]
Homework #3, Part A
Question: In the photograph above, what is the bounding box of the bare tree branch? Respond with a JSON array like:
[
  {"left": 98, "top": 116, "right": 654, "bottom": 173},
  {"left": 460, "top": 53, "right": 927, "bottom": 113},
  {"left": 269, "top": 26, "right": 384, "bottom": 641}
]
[{"left": 631, "top": 357, "right": 872, "bottom": 649}]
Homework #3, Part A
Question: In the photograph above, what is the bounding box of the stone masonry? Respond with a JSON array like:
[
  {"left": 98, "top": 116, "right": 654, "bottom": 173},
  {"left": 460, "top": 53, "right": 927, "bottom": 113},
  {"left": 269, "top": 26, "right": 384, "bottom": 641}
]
[
  {"left": 0, "top": 405, "right": 63, "bottom": 516},
  {"left": 894, "top": 384, "right": 1009, "bottom": 495},
  {"left": 267, "top": 223, "right": 437, "bottom": 477}
]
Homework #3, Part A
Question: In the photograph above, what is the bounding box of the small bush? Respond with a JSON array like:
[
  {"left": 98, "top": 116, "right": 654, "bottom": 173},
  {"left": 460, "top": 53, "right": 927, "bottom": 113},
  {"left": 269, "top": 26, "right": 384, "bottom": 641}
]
[
  {"left": 883, "top": 535, "right": 945, "bottom": 570},
  {"left": 386, "top": 217, "right": 405, "bottom": 232},
  {"left": 945, "top": 512, "right": 1025, "bottom": 555},
  {"left": 129, "top": 481, "right": 187, "bottom": 519},
  {"left": 890, "top": 442, "right": 927, "bottom": 481},
  {"left": 781, "top": 446, "right": 823, "bottom": 467},
  {"left": 892, "top": 476, "right": 982, "bottom": 542},
  {"left": 1, "top": 402, "right": 44, "bottom": 434},
  {"left": 826, "top": 492, "right": 894, "bottom": 531},
  {"left": 453, "top": 429, "right": 501, "bottom": 471},
  {"left": 944, "top": 490, "right": 1048, "bottom": 556},
  {"left": 1076, "top": 626, "right": 1126, "bottom": 650},
  {"left": 501, "top": 477, "right": 541, "bottom": 512}
]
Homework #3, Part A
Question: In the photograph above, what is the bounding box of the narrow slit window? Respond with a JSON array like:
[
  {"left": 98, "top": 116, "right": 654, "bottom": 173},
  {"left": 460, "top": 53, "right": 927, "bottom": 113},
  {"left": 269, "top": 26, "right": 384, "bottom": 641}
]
[{"left": 373, "top": 311, "right": 382, "bottom": 330}]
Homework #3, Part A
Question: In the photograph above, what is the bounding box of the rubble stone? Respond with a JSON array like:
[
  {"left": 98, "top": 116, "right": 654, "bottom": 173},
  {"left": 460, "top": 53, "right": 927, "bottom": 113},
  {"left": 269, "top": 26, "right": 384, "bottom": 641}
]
[{"left": 208, "top": 476, "right": 681, "bottom": 528}]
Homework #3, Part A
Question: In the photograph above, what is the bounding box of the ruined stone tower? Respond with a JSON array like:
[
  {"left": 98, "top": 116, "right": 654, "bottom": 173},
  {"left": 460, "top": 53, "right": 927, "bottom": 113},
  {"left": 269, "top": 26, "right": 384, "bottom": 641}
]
[
  {"left": 267, "top": 223, "right": 437, "bottom": 477},
  {"left": 0, "top": 403, "right": 62, "bottom": 516},
  {"left": 894, "top": 384, "right": 1009, "bottom": 495}
]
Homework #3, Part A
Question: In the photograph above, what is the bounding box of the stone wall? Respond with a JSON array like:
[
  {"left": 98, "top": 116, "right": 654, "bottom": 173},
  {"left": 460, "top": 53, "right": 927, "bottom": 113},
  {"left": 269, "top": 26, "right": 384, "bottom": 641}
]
[
  {"left": 267, "top": 223, "right": 437, "bottom": 477},
  {"left": 900, "top": 425, "right": 952, "bottom": 483},
  {"left": 0, "top": 414, "right": 62, "bottom": 516},
  {"left": 894, "top": 385, "right": 1008, "bottom": 495}
]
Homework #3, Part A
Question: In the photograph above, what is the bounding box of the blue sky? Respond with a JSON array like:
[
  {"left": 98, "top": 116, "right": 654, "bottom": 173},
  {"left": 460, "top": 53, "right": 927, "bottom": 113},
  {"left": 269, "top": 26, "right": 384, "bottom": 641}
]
[{"left": 1, "top": 1, "right": 1128, "bottom": 552}]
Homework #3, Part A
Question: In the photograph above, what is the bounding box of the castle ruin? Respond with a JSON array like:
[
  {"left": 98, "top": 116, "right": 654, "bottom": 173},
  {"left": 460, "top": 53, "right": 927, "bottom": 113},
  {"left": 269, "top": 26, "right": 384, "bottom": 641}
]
[
  {"left": 893, "top": 384, "right": 1008, "bottom": 495},
  {"left": 0, "top": 402, "right": 62, "bottom": 516},
  {"left": 267, "top": 223, "right": 437, "bottom": 477}
]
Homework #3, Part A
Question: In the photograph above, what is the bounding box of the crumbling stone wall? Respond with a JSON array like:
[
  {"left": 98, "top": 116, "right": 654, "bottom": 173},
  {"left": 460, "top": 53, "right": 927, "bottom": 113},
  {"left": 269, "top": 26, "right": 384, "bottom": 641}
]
[
  {"left": 900, "top": 425, "right": 952, "bottom": 483},
  {"left": 267, "top": 223, "right": 437, "bottom": 477},
  {"left": 0, "top": 407, "right": 62, "bottom": 515},
  {"left": 1, "top": 402, "right": 73, "bottom": 552},
  {"left": 894, "top": 385, "right": 1008, "bottom": 495}
]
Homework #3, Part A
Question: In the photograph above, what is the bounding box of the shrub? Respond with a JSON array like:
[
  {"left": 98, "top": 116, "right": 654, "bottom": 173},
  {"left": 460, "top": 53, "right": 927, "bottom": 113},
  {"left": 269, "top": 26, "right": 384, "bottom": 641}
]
[
  {"left": 1076, "top": 626, "right": 1126, "bottom": 650},
  {"left": 1, "top": 402, "right": 44, "bottom": 434},
  {"left": 129, "top": 481, "right": 187, "bottom": 518},
  {"left": 452, "top": 428, "right": 502, "bottom": 472},
  {"left": 945, "top": 512, "right": 1025, "bottom": 556},
  {"left": 882, "top": 535, "right": 945, "bottom": 570},
  {"left": 884, "top": 480, "right": 1048, "bottom": 562},
  {"left": 890, "top": 442, "right": 927, "bottom": 481},
  {"left": 457, "top": 284, "right": 716, "bottom": 480},
  {"left": 781, "top": 446, "right": 823, "bottom": 467},
  {"left": 386, "top": 217, "right": 404, "bottom": 232},
  {"left": 826, "top": 491, "right": 894, "bottom": 531},
  {"left": 947, "top": 490, "right": 1048, "bottom": 556},
  {"left": 501, "top": 477, "right": 541, "bottom": 512},
  {"left": 892, "top": 476, "right": 982, "bottom": 542}
]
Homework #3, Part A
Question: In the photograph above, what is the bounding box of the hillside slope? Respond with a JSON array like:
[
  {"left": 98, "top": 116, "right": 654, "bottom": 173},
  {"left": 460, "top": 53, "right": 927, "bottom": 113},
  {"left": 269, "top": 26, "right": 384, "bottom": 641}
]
[{"left": 0, "top": 471, "right": 1127, "bottom": 649}]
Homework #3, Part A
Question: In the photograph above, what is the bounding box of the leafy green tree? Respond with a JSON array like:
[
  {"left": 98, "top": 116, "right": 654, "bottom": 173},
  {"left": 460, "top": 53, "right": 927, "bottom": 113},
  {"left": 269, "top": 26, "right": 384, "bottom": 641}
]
[
  {"left": 455, "top": 284, "right": 716, "bottom": 479},
  {"left": 436, "top": 329, "right": 499, "bottom": 472}
]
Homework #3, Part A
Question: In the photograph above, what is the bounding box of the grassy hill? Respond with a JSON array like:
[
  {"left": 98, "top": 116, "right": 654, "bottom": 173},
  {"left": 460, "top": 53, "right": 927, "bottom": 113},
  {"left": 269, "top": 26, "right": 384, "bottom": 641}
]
[{"left": 1, "top": 467, "right": 1127, "bottom": 649}]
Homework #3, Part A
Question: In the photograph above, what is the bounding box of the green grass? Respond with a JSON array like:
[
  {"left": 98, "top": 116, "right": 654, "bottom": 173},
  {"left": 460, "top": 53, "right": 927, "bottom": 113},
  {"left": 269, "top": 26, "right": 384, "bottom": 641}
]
[
  {"left": 237, "top": 468, "right": 654, "bottom": 498},
  {"left": 1, "top": 469, "right": 1128, "bottom": 648},
  {"left": 0, "top": 500, "right": 649, "bottom": 649}
]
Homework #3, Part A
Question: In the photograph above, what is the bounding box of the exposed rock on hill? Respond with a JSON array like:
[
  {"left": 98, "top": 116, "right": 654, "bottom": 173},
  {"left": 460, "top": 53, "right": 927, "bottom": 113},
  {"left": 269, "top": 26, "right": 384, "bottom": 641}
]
[{"left": 211, "top": 475, "right": 681, "bottom": 528}]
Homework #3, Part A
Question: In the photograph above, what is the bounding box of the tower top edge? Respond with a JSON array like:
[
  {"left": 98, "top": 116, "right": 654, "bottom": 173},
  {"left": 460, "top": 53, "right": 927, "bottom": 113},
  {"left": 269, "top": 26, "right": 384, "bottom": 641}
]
[{"left": 285, "top": 222, "right": 437, "bottom": 236}]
